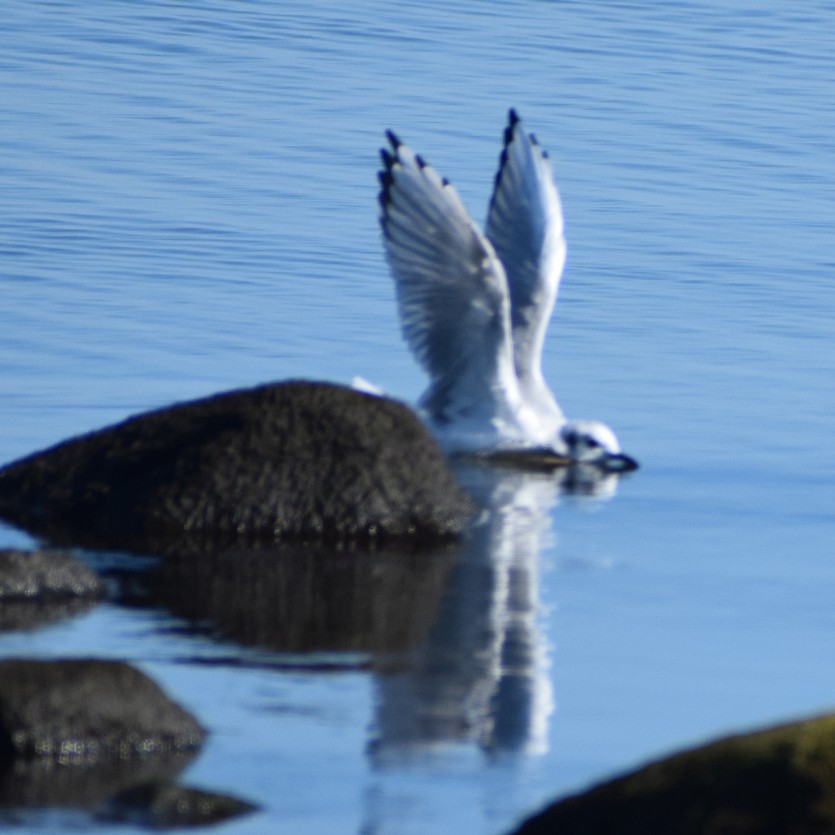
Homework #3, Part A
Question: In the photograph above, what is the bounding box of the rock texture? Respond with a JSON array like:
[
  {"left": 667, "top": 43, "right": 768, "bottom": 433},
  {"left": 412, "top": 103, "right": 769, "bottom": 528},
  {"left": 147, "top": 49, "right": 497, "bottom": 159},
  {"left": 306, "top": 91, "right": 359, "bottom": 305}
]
[
  {"left": 513, "top": 712, "right": 835, "bottom": 835},
  {"left": 0, "top": 549, "right": 103, "bottom": 601},
  {"left": 0, "top": 659, "right": 205, "bottom": 763},
  {"left": 0, "top": 549, "right": 104, "bottom": 631},
  {"left": 0, "top": 381, "right": 476, "bottom": 551}
]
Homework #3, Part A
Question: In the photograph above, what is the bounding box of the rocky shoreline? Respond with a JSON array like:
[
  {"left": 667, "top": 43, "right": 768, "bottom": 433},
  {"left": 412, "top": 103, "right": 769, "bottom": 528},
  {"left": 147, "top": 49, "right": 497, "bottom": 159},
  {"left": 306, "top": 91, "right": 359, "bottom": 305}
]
[
  {"left": 0, "top": 655, "right": 253, "bottom": 827},
  {"left": 0, "top": 380, "right": 476, "bottom": 828}
]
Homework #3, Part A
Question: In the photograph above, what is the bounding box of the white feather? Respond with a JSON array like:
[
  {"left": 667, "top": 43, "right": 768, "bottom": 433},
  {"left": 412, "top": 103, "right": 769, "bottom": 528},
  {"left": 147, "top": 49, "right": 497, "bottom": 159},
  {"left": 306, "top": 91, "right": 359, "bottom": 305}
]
[{"left": 378, "top": 112, "right": 636, "bottom": 469}]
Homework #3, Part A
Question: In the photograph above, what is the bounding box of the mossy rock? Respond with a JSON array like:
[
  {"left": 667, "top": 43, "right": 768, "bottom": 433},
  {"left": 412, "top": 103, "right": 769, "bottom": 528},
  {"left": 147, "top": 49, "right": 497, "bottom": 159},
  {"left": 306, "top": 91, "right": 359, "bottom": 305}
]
[{"left": 514, "top": 713, "right": 835, "bottom": 835}]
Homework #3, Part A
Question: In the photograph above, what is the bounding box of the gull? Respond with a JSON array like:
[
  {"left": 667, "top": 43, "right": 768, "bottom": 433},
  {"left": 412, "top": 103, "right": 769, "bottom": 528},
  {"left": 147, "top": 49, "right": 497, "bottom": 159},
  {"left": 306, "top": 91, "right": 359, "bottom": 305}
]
[{"left": 378, "top": 109, "right": 637, "bottom": 471}]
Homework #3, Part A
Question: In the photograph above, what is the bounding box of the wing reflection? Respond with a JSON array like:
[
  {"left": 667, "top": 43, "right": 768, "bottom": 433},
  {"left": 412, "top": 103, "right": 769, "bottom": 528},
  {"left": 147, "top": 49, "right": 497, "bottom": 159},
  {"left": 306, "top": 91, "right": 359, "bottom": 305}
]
[{"left": 369, "top": 463, "right": 560, "bottom": 761}]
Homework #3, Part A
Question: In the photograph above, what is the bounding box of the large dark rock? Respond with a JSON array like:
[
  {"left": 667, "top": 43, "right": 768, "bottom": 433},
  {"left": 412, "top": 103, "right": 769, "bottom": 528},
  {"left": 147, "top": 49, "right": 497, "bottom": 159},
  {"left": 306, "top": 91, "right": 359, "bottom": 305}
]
[
  {"left": 0, "top": 381, "right": 476, "bottom": 551},
  {"left": 512, "top": 712, "right": 835, "bottom": 835},
  {"left": 0, "top": 659, "right": 205, "bottom": 763}
]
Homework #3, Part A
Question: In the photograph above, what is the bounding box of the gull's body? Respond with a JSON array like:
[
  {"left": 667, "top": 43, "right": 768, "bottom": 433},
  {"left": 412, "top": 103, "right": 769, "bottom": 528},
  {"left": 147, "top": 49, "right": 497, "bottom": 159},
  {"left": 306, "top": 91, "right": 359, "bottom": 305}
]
[{"left": 378, "top": 110, "right": 636, "bottom": 471}]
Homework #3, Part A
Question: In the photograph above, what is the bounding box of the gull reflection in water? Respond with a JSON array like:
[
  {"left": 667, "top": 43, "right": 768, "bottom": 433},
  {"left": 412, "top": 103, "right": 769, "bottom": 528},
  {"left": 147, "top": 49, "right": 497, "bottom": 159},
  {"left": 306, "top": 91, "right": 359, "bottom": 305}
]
[{"left": 369, "top": 461, "right": 624, "bottom": 764}]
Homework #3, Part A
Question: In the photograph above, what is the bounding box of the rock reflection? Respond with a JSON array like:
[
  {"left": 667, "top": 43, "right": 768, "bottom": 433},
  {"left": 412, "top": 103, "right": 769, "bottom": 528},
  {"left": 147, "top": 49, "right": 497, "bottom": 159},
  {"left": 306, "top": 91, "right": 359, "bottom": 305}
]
[
  {"left": 0, "top": 598, "right": 101, "bottom": 633},
  {"left": 127, "top": 541, "right": 458, "bottom": 656},
  {"left": 0, "top": 753, "right": 194, "bottom": 811},
  {"left": 0, "top": 758, "right": 256, "bottom": 830}
]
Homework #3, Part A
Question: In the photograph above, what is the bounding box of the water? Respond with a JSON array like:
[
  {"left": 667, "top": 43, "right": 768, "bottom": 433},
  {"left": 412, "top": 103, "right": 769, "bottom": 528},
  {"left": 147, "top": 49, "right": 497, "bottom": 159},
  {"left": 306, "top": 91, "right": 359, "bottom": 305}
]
[{"left": 2, "top": 1, "right": 835, "bottom": 832}]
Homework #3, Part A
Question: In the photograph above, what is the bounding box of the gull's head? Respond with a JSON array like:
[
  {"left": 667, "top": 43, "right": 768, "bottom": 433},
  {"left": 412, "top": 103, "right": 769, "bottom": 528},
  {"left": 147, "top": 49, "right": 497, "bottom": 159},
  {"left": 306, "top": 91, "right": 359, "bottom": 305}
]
[{"left": 560, "top": 420, "right": 638, "bottom": 471}]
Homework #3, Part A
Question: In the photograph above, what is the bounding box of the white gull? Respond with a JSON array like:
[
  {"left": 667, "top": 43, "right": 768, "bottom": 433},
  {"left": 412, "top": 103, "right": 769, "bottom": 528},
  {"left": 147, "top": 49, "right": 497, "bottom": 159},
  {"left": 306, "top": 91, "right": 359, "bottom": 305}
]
[{"left": 378, "top": 109, "right": 637, "bottom": 471}]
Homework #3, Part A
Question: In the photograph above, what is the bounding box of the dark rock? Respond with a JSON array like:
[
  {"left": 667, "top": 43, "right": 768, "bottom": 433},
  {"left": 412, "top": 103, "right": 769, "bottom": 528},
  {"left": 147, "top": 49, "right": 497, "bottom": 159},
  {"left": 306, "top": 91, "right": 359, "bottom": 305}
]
[
  {"left": 0, "top": 380, "right": 476, "bottom": 551},
  {"left": 0, "top": 549, "right": 103, "bottom": 600},
  {"left": 0, "top": 549, "right": 104, "bottom": 631},
  {"left": 0, "top": 659, "right": 205, "bottom": 764},
  {"left": 512, "top": 712, "right": 835, "bottom": 835},
  {"left": 97, "top": 781, "right": 258, "bottom": 829}
]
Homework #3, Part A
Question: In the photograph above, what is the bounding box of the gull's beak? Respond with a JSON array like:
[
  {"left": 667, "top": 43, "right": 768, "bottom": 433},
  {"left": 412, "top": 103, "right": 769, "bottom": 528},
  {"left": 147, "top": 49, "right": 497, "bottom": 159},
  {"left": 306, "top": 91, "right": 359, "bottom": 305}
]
[{"left": 603, "top": 452, "right": 639, "bottom": 472}]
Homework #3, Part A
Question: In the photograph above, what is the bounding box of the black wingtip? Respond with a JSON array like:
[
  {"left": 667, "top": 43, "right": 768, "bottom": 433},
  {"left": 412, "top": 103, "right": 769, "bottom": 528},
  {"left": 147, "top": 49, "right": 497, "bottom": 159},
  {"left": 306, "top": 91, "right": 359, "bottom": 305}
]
[
  {"left": 378, "top": 164, "right": 395, "bottom": 214},
  {"left": 491, "top": 112, "right": 518, "bottom": 214},
  {"left": 385, "top": 129, "right": 401, "bottom": 150},
  {"left": 379, "top": 147, "right": 395, "bottom": 170},
  {"left": 378, "top": 168, "right": 393, "bottom": 190},
  {"left": 503, "top": 108, "right": 523, "bottom": 148}
]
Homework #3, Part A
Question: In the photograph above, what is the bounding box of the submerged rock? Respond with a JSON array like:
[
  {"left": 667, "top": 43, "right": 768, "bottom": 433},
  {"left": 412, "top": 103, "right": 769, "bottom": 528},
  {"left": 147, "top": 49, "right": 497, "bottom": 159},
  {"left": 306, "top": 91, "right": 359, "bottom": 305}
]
[
  {"left": 97, "top": 781, "right": 258, "bottom": 829},
  {"left": 0, "top": 549, "right": 104, "bottom": 631},
  {"left": 0, "top": 659, "right": 205, "bottom": 763},
  {"left": 0, "top": 381, "right": 476, "bottom": 551},
  {"left": 0, "top": 549, "right": 103, "bottom": 601},
  {"left": 512, "top": 712, "right": 835, "bottom": 835}
]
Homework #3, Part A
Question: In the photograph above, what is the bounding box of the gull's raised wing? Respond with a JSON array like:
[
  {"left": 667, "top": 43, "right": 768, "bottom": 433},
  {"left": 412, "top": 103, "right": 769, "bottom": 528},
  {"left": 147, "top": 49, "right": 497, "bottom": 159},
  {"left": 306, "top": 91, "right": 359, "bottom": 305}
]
[
  {"left": 485, "top": 110, "right": 566, "bottom": 400},
  {"left": 379, "top": 132, "right": 520, "bottom": 422}
]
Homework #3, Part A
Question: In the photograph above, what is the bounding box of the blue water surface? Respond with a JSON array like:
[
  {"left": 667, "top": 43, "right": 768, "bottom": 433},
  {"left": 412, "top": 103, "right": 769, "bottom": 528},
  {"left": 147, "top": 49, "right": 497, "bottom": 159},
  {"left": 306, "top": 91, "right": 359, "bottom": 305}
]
[{"left": 2, "top": 1, "right": 835, "bottom": 833}]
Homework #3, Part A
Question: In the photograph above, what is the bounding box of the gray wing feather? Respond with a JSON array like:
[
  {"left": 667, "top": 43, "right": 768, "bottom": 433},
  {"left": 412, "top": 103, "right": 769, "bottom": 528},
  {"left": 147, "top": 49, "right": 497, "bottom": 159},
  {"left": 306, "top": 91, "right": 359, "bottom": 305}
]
[
  {"left": 484, "top": 110, "right": 566, "bottom": 383},
  {"left": 379, "top": 134, "right": 517, "bottom": 420}
]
